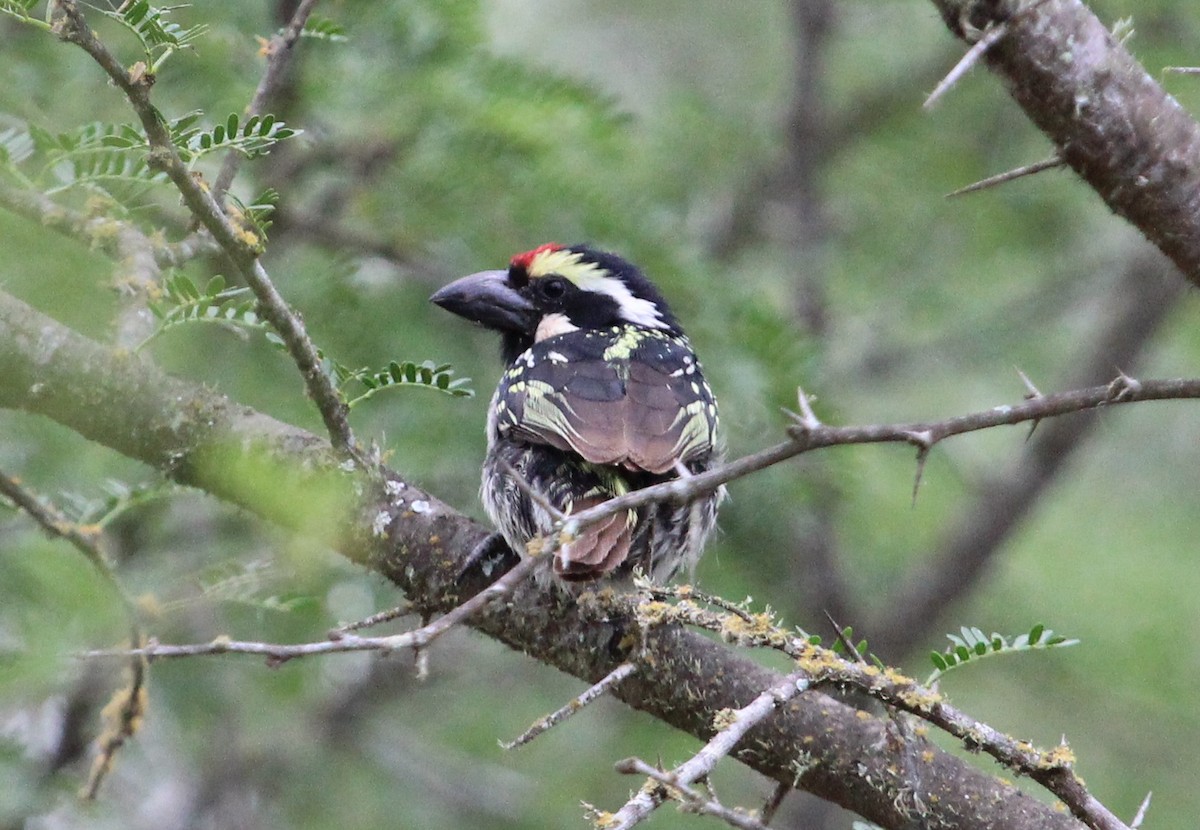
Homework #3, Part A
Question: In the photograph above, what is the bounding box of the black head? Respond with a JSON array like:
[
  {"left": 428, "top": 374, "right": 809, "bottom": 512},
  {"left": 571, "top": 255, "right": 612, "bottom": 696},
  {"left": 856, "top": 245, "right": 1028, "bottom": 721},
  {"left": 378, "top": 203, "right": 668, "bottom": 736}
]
[{"left": 430, "top": 244, "right": 681, "bottom": 362}]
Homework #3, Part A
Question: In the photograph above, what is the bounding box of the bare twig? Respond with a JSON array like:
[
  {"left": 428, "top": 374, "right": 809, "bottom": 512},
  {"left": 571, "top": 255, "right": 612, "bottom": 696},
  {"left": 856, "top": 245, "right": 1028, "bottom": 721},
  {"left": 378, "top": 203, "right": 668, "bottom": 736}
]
[
  {"left": 497, "top": 458, "right": 567, "bottom": 523},
  {"left": 0, "top": 179, "right": 217, "bottom": 268},
  {"left": 331, "top": 602, "right": 412, "bottom": 634},
  {"left": 759, "top": 781, "right": 790, "bottom": 826},
  {"left": 54, "top": 0, "right": 363, "bottom": 464},
  {"left": 644, "top": 583, "right": 756, "bottom": 624},
  {"left": 945, "top": 155, "right": 1064, "bottom": 197},
  {"left": 0, "top": 469, "right": 147, "bottom": 798},
  {"left": 566, "top": 374, "right": 1200, "bottom": 540},
  {"left": 613, "top": 757, "right": 771, "bottom": 830},
  {"left": 211, "top": 0, "right": 321, "bottom": 201},
  {"left": 607, "top": 672, "right": 811, "bottom": 829},
  {"left": 85, "top": 554, "right": 538, "bottom": 663},
  {"left": 501, "top": 662, "right": 637, "bottom": 750},
  {"left": 868, "top": 256, "right": 1183, "bottom": 658}
]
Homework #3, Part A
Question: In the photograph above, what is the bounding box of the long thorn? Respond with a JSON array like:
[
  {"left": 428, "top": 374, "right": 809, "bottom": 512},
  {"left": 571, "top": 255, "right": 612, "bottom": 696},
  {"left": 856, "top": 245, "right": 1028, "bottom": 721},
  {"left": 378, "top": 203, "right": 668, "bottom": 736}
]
[
  {"left": 946, "top": 155, "right": 1064, "bottom": 197},
  {"left": 924, "top": 22, "right": 1008, "bottom": 110}
]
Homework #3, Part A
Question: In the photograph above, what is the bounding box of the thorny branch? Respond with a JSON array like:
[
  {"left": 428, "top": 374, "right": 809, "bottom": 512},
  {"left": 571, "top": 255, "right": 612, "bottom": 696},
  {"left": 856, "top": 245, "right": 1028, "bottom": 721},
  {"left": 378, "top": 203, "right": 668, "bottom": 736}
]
[
  {"left": 52, "top": 0, "right": 365, "bottom": 464},
  {"left": 927, "top": 0, "right": 1200, "bottom": 288},
  {"left": 561, "top": 374, "right": 1200, "bottom": 539},
  {"left": 656, "top": 594, "right": 1130, "bottom": 830}
]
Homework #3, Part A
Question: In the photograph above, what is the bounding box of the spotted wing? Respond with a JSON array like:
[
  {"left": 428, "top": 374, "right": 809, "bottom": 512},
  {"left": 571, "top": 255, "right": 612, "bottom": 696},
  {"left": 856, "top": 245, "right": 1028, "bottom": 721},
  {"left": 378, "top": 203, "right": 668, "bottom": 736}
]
[{"left": 494, "top": 327, "right": 718, "bottom": 475}]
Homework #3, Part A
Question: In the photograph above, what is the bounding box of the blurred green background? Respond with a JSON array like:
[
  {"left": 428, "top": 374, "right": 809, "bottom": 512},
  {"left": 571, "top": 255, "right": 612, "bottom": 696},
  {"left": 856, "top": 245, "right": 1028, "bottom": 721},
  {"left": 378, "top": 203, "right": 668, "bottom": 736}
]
[{"left": 2, "top": 1, "right": 1198, "bottom": 828}]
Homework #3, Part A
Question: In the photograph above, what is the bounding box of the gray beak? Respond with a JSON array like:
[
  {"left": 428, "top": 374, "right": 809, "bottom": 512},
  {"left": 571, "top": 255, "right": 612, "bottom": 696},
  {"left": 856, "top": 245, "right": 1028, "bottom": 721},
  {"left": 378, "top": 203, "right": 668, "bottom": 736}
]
[{"left": 430, "top": 269, "right": 536, "bottom": 333}]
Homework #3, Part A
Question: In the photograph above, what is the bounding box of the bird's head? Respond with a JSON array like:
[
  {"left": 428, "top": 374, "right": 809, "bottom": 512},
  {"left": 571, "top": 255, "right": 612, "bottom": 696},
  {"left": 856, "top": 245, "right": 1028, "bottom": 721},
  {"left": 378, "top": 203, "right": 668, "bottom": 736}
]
[{"left": 430, "top": 244, "right": 681, "bottom": 362}]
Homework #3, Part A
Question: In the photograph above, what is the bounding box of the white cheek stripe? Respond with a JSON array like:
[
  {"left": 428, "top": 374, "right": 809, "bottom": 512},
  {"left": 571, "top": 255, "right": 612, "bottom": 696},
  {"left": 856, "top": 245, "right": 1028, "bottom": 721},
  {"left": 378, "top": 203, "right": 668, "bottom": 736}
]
[{"left": 585, "top": 277, "right": 668, "bottom": 329}]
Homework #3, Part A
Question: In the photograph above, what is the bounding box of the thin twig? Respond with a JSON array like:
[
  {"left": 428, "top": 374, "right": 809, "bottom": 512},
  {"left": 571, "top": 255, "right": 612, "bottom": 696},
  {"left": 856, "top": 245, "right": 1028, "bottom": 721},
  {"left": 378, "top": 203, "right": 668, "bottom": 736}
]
[
  {"left": 84, "top": 555, "right": 539, "bottom": 663},
  {"left": 501, "top": 662, "right": 637, "bottom": 750},
  {"left": 0, "top": 178, "right": 218, "bottom": 270},
  {"left": 331, "top": 602, "right": 412, "bottom": 634},
  {"left": 644, "top": 583, "right": 756, "bottom": 624},
  {"left": 758, "top": 780, "right": 790, "bottom": 826},
  {"left": 211, "top": 0, "right": 321, "bottom": 201},
  {"left": 566, "top": 375, "right": 1200, "bottom": 544},
  {"left": 0, "top": 469, "right": 147, "bottom": 798},
  {"left": 497, "top": 458, "right": 568, "bottom": 523},
  {"left": 613, "top": 757, "right": 771, "bottom": 830},
  {"left": 607, "top": 672, "right": 811, "bottom": 829},
  {"left": 54, "top": 0, "right": 363, "bottom": 464},
  {"left": 946, "top": 155, "right": 1064, "bottom": 197}
]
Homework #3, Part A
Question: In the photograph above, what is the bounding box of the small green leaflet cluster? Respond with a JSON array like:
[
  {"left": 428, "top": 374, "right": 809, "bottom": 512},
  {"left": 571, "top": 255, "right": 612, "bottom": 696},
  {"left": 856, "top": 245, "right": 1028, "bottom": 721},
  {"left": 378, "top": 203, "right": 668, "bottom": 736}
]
[
  {"left": 171, "top": 112, "right": 298, "bottom": 163},
  {"left": 97, "top": 0, "right": 209, "bottom": 72},
  {"left": 144, "top": 274, "right": 262, "bottom": 349},
  {"left": 145, "top": 275, "right": 473, "bottom": 406},
  {"left": 332, "top": 359, "right": 475, "bottom": 408},
  {"left": 0, "top": 113, "right": 297, "bottom": 198},
  {"left": 927, "top": 624, "right": 1079, "bottom": 683}
]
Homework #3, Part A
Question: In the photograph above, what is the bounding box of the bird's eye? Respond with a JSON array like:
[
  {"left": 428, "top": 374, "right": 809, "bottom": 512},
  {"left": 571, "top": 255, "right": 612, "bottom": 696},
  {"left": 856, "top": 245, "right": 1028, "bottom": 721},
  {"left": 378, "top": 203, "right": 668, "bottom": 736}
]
[{"left": 539, "top": 277, "right": 568, "bottom": 300}]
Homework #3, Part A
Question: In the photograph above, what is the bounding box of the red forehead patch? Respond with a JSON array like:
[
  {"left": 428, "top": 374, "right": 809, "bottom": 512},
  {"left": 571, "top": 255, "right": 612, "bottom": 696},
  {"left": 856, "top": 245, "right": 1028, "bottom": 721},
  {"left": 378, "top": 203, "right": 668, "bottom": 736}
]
[{"left": 510, "top": 242, "right": 563, "bottom": 271}]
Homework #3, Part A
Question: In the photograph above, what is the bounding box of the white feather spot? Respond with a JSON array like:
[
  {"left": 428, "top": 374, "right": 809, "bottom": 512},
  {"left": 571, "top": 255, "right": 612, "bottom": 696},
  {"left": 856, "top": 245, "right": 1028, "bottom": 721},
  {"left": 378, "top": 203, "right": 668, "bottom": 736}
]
[{"left": 535, "top": 312, "right": 580, "bottom": 342}]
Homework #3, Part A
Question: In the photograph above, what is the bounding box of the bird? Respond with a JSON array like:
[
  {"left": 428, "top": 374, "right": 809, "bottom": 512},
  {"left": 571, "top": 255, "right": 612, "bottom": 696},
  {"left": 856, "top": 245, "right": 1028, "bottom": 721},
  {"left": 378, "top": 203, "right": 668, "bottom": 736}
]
[{"left": 430, "top": 243, "right": 721, "bottom": 583}]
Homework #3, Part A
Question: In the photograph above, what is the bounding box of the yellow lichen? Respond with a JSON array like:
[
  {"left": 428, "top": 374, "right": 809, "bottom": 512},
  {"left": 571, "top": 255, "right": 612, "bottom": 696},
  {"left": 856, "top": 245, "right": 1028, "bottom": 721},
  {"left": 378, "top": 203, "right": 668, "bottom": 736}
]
[
  {"left": 1038, "top": 744, "right": 1076, "bottom": 770},
  {"left": 896, "top": 686, "right": 942, "bottom": 712},
  {"left": 712, "top": 707, "right": 738, "bottom": 731},
  {"left": 636, "top": 601, "right": 677, "bottom": 627}
]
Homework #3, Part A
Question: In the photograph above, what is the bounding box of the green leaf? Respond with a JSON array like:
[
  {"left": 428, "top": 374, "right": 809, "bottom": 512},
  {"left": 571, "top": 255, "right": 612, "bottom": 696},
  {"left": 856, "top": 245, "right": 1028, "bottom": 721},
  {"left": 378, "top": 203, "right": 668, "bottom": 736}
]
[
  {"left": 138, "top": 273, "right": 265, "bottom": 350},
  {"left": 927, "top": 623, "right": 1080, "bottom": 684},
  {"left": 341, "top": 359, "right": 475, "bottom": 408},
  {"left": 184, "top": 113, "right": 301, "bottom": 162},
  {"left": 95, "top": 1, "right": 209, "bottom": 68}
]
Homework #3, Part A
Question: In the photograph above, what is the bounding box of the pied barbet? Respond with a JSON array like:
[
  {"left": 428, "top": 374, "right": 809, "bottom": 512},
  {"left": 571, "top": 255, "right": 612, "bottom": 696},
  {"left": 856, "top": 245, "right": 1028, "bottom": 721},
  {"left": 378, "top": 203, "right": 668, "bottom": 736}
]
[{"left": 431, "top": 243, "right": 721, "bottom": 582}]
